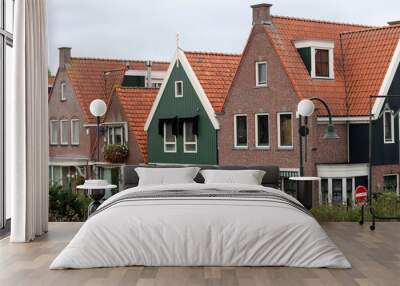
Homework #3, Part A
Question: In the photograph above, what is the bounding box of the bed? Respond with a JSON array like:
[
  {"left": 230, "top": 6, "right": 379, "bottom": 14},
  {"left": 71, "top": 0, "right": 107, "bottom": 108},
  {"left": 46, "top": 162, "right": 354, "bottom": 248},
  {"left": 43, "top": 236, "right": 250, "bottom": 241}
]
[{"left": 50, "top": 165, "right": 350, "bottom": 269}]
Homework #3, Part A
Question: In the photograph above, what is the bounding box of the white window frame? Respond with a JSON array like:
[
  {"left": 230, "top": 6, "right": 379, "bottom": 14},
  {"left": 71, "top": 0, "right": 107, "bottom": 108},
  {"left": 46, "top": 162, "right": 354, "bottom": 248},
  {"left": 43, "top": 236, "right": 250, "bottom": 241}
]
[
  {"left": 60, "top": 81, "right": 66, "bottom": 101},
  {"left": 311, "top": 47, "right": 334, "bottom": 79},
  {"left": 383, "top": 174, "right": 399, "bottom": 195},
  {"left": 60, "top": 119, "right": 69, "bottom": 145},
  {"left": 50, "top": 120, "right": 59, "bottom": 145},
  {"left": 234, "top": 114, "right": 248, "bottom": 149},
  {"left": 175, "top": 81, "right": 183, "bottom": 98},
  {"left": 163, "top": 122, "right": 177, "bottom": 153},
  {"left": 255, "top": 113, "right": 270, "bottom": 149},
  {"left": 183, "top": 121, "right": 197, "bottom": 153},
  {"left": 70, "top": 119, "right": 80, "bottom": 145},
  {"left": 255, "top": 61, "right": 267, "bottom": 87},
  {"left": 384, "top": 110, "right": 394, "bottom": 143},
  {"left": 107, "top": 125, "right": 126, "bottom": 145},
  {"left": 277, "top": 112, "right": 293, "bottom": 149}
]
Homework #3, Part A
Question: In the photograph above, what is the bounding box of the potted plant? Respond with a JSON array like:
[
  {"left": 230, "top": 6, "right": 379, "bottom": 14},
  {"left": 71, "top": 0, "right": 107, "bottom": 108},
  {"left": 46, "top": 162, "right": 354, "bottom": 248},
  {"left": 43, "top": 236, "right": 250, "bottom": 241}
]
[{"left": 103, "top": 144, "right": 129, "bottom": 163}]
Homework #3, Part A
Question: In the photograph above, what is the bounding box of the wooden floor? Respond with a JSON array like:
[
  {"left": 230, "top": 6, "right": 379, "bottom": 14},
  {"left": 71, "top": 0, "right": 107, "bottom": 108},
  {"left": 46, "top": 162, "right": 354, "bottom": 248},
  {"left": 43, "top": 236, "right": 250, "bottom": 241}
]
[{"left": 0, "top": 222, "right": 399, "bottom": 286}]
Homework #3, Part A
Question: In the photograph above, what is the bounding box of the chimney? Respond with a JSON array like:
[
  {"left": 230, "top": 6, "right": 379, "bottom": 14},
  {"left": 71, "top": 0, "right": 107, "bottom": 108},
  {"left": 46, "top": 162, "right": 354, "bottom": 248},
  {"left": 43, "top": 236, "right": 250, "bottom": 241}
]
[
  {"left": 145, "top": 60, "right": 152, "bottom": 88},
  {"left": 388, "top": 20, "right": 400, "bottom": 26},
  {"left": 251, "top": 3, "right": 272, "bottom": 25},
  {"left": 59, "top": 47, "right": 71, "bottom": 68}
]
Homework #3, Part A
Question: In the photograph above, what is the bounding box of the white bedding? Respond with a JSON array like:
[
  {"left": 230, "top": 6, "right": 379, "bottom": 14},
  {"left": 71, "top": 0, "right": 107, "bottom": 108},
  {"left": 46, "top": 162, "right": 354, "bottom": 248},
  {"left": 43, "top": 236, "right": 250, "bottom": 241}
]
[{"left": 50, "top": 183, "right": 351, "bottom": 269}]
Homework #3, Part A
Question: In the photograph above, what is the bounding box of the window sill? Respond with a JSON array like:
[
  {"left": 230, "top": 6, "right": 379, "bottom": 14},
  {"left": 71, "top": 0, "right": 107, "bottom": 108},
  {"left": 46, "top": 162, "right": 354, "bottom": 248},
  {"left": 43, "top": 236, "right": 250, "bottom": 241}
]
[
  {"left": 60, "top": 143, "right": 69, "bottom": 146},
  {"left": 277, "top": 146, "right": 294, "bottom": 151},
  {"left": 255, "top": 84, "right": 268, "bottom": 88},
  {"left": 71, "top": 143, "right": 80, "bottom": 146},
  {"left": 60, "top": 99, "right": 67, "bottom": 102},
  {"left": 311, "top": 76, "right": 334, "bottom": 80},
  {"left": 50, "top": 143, "right": 58, "bottom": 146},
  {"left": 232, "top": 146, "right": 248, "bottom": 150},
  {"left": 384, "top": 141, "right": 395, "bottom": 144},
  {"left": 255, "top": 146, "right": 270, "bottom": 150}
]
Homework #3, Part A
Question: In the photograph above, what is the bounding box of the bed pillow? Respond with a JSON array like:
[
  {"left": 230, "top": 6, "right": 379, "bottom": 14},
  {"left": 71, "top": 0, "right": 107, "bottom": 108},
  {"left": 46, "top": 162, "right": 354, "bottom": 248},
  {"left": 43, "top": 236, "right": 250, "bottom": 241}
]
[
  {"left": 200, "top": 169, "right": 266, "bottom": 185},
  {"left": 135, "top": 167, "right": 201, "bottom": 186}
]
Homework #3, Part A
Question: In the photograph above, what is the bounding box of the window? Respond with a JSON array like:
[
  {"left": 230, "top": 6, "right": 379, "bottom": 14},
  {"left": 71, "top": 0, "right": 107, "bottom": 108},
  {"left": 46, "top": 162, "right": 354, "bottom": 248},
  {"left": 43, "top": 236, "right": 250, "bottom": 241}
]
[
  {"left": 384, "top": 110, "right": 394, "bottom": 143},
  {"left": 278, "top": 112, "right": 293, "bottom": 148},
  {"left": 71, "top": 119, "right": 80, "bottom": 145},
  {"left": 383, "top": 174, "right": 398, "bottom": 193},
  {"left": 346, "top": 178, "right": 353, "bottom": 204},
  {"left": 294, "top": 40, "right": 334, "bottom": 79},
  {"left": 332, "top": 179, "right": 343, "bottom": 205},
  {"left": 107, "top": 126, "right": 125, "bottom": 145},
  {"left": 234, "top": 114, "right": 247, "bottom": 148},
  {"left": 60, "top": 120, "right": 69, "bottom": 145},
  {"left": 256, "top": 62, "right": 267, "bottom": 86},
  {"left": 50, "top": 120, "right": 59, "bottom": 145},
  {"left": 60, "top": 82, "right": 66, "bottom": 101},
  {"left": 255, "top": 113, "right": 269, "bottom": 148},
  {"left": 1, "top": 0, "right": 14, "bottom": 228},
  {"left": 164, "top": 121, "right": 176, "bottom": 152},
  {"left": 315, "top": 49, "right": 330, "bottom": 78},
  {"left": 183, "top": 120, "right": 197, "bottom": 153},
  {"left": 321, "top": 179, "right": 328, "bottom": 204},
  {"left": 175, "top": 81, "right": 183, "bottom": 97}
]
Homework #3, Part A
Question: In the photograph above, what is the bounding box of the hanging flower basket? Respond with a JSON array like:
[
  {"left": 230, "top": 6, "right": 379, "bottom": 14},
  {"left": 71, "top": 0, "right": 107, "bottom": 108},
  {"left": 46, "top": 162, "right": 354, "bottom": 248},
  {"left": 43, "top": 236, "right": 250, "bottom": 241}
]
[{"left": 103, "top": 144, "right": 129, "bottom": 163}]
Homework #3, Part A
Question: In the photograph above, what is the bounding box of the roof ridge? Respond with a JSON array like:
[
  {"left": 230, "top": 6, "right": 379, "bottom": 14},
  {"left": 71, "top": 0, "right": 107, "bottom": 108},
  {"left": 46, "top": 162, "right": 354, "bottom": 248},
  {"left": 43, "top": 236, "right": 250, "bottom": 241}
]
[
  {"left": 340, "top": 24, "right": 400, "bottom": 36},
  {"left": 272, "top": 15, "right": 376, "bottom": 29},
  {"left": 184, "top": 50, "right": 241, "bottom": 57},
  {"left": 70, "top": 57, "right": 169, "bottom": 64},
  {"left": 116, "top": 86, "right": 159, "bottom": 91}
]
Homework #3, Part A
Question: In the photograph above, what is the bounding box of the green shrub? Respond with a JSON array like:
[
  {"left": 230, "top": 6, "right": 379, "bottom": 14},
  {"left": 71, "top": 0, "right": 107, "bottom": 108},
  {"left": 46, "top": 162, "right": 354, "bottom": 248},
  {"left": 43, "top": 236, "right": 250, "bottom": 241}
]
[
  {"left": 311, "top": 192, "right": 400, "bottom": 222},
  {"left": 49, "top": 184, "right": 91, "bottom": 222}
]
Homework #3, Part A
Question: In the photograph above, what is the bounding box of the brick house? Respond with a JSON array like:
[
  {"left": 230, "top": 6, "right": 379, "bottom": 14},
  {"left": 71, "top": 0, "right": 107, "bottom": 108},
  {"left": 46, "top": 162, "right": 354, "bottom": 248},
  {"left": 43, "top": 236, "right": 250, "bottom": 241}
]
[
  {"left": 218, "top": 4, "right": 400, "bottom": 204},
  {"left": 48, "top": 47, "right": 168, "bottom": 189}
]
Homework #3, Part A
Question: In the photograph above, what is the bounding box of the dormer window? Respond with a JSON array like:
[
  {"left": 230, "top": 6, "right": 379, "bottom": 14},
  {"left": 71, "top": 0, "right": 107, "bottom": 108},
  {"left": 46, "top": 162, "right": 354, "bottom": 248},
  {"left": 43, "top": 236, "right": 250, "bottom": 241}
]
[{"left": 295, "top": 40, "right": 334, "bottom": 79}]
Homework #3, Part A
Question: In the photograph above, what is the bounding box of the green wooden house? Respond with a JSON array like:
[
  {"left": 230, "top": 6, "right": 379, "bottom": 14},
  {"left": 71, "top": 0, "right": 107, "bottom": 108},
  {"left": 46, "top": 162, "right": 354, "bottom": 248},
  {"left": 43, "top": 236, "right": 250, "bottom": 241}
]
[{"left": 144, "top": 49, "right": 240, "bottom": 164}]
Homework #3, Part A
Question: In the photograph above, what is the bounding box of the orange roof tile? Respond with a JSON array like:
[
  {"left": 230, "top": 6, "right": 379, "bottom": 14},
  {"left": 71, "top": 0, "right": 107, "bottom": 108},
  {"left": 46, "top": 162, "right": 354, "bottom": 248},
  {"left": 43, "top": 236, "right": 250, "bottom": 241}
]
[
  {"left": 342, "top": 25, "right": 400, "bottom": 115},
  {"left": 185, "top": 51, "right": 241, "bottom": 112},
  {"left": 264, "top": 16, "right": 374, "bottom": 116},
  {"left": 66, "top": 58, "right": 168, "bottom": 122},
  {"left": 48, "top": 75, "right": 56, "bottom": 86},
  {"left": 115, "top": 87, "right": 158, "bottom": 162}
]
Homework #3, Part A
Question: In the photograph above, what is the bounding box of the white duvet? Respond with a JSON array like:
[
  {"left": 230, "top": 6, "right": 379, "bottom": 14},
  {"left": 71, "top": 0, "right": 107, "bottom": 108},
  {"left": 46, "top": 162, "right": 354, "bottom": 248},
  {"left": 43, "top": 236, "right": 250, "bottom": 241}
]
[{"left": 50, "top": 183, "right": 351, "bottom": 269}]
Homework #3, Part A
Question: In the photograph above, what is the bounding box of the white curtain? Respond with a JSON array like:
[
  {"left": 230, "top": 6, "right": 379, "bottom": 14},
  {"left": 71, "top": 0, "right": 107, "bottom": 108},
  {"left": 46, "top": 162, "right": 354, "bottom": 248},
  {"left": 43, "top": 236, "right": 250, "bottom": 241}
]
[{"left": 7, "top": 0, "right": 49, "bottom": 242}]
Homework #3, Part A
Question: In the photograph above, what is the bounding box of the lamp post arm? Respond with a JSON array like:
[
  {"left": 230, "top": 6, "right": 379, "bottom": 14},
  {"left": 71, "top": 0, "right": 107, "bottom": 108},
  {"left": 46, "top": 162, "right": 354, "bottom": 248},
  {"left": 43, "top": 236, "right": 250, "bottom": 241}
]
[{"left": 310, "top": 97, "right": 333, "bottom": 124}]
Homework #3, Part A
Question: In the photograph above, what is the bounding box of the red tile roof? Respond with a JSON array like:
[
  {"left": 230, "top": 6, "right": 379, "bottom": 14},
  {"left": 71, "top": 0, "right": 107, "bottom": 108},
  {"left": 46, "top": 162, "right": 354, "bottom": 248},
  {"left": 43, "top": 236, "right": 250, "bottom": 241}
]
[
  {"left": 342, "top": 25, "right": 400, "bottom": 115},
  {"left": 185, "top": 51, "right": 241, "bottom": 112},
  {"left": 264, "top": 16, "right": 372, "bottom": 116},
  {"left": 115, "top": 87, "right": 158, "bottom": 162},
  {"left": 65, "top": 58, "right": 168, "bottom": 122}
]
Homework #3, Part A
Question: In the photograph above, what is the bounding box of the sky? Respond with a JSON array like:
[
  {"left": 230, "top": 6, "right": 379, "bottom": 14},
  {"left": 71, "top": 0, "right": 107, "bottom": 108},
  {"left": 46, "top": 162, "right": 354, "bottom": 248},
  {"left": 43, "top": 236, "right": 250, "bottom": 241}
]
[{"left": 47, "top": 0, "right": 400, "bottom": 74}]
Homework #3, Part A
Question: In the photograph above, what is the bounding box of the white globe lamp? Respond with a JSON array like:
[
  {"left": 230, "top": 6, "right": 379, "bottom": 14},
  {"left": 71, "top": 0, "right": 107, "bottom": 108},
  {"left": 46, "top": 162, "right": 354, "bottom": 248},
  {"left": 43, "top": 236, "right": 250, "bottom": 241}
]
[
  {"left": 90, "top": 99, "right": 107, "bottom": 117},
  {"left": 297, "top": 99, "right": 315, "bottom": 117}
]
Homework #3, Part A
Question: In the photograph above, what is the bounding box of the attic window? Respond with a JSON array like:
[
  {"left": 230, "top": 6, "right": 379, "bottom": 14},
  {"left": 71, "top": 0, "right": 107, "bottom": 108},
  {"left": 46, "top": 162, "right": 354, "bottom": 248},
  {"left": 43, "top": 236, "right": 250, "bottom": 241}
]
[{"left": 295, "top": 40, "right": 334, "bottom": 79}]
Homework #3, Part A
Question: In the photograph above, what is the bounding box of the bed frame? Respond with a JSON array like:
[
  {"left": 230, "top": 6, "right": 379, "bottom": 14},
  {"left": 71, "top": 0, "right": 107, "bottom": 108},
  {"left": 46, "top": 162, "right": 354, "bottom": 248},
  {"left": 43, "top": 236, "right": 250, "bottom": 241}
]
[{"left": 122, "top": 165, "right": 280, "bottom": 190}]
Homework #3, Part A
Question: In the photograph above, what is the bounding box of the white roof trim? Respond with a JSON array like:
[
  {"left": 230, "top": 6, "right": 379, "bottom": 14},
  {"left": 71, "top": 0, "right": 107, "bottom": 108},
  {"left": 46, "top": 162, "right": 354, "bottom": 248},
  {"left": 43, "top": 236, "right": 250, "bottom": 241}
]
[
  {"left": 294, "top": 40, "right": 334, "bottom": 49},
  {"left": 144, "top": 49, "right": 219, "bottom": 131},
  {"left": 317, "top": 116, "right": 370, "bottom": 123},
  {"left": 371, "top": 38, "right": 400, "bottom": 119}
]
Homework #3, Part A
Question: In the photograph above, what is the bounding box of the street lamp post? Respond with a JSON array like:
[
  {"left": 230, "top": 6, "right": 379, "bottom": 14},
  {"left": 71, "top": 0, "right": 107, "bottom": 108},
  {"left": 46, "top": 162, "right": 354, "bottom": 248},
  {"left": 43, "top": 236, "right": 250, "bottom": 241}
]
[
  {"left": 294, "top": 97, "right": 339, "bottom": 209},
  {"left": 89, "top": 99, "right": 107, "bottom": 178}
]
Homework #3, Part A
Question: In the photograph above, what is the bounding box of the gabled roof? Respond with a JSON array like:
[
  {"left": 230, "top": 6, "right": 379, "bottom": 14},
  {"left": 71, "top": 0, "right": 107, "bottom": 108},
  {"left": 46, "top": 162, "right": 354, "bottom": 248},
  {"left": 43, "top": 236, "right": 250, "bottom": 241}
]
[
  {"left": 62, "top": 57, "right": 168, "bottom": 122},
  {"left": 144, "top": 49, "right": 241, "bottom": 131},
  {"left": 48, "top": 75, "right": 55, "bottom": 86},
  {"left": 341, "top": 25, "right": 400, "bottom": 116},
  {"left": 185, "top": 52, "right": 241, "bottom": 112},
  {"left": 263, "top": 16, "right": 372, "bottom": 116},
  {"left": 115, "top": 87, "right": 158, "bottom": 162}
]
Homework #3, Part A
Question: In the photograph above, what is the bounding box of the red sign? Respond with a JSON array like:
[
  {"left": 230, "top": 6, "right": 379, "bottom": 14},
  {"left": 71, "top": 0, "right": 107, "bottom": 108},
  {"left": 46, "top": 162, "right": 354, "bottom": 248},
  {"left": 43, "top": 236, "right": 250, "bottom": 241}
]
[{"left": 355, "top": 185, "right": 368, "bottom": 202}]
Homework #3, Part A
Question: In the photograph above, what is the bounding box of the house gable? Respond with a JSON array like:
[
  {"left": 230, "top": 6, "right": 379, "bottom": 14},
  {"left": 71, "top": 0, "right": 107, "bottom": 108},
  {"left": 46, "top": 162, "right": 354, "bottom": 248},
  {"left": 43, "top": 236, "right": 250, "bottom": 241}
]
[
  {"left": 146, "top": 53, "right": 218, "bottom": 164},
  {"left": 145, "top": 49, "right": 219, "bottom": 131}
]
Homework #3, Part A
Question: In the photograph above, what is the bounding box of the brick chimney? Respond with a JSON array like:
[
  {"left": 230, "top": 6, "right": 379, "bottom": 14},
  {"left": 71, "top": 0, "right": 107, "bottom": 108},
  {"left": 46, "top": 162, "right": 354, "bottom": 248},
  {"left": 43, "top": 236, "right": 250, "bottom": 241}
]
[
  {"left": 251, "top": 3, "right": 272, "bottom": 25},
  {"left": 59, "top": 47, "right": 72, "bottom": 68}
]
